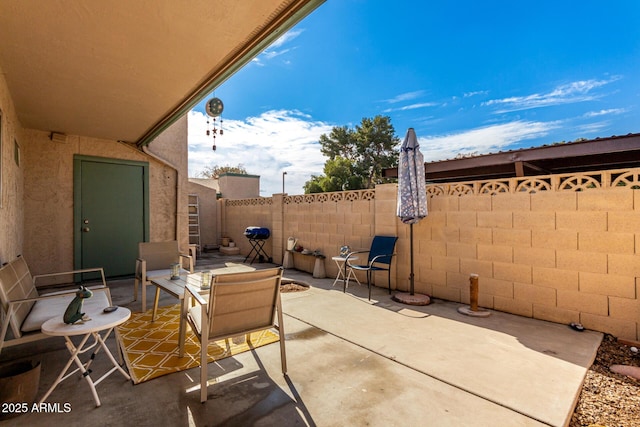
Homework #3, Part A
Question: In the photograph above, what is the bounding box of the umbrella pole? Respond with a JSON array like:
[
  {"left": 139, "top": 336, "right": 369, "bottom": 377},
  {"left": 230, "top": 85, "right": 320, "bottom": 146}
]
[
  {"left": 410, "top": 223, "right": 415, "bottom": 295},
  {"left": 393, "top": 221, "right": 429, "bottom": 305}
]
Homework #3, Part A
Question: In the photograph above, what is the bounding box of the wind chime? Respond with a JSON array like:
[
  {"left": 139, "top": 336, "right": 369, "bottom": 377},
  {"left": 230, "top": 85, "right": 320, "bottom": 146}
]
[{"left": 205, "top": 97, "right": 224, "bottom": 151}]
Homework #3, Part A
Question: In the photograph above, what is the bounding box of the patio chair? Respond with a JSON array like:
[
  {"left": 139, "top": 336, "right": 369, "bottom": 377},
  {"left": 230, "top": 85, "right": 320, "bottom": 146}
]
[
  {"left": 134, "top": 241, "right": 193, "bottom": 312},
  {"left": 345, "top": 236, "right": 398, "bottom": 300},
  {"left": 181, "top": 267, "right": 286, "bottom": 402}
]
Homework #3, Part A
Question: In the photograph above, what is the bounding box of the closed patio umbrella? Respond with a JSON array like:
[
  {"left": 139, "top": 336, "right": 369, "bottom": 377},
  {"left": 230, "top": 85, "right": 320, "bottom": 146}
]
[{"left": 394, "top": 128, "right": 430, "bottom": 305}]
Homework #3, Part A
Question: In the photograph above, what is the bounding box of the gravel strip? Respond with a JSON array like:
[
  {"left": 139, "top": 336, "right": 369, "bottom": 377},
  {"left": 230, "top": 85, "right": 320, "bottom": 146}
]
[{"left": 570, "top": 334, "right": 640, "bottom": 427}]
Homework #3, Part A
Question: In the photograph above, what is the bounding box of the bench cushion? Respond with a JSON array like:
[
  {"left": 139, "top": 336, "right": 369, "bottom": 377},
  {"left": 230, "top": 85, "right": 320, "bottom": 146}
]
[{"left": 21, "top": 288, "right": 111, "bottom": 332}]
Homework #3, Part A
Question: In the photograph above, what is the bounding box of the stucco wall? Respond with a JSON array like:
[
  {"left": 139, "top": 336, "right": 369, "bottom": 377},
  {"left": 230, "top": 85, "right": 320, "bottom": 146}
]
[
  {"left": 19, "top": 116, "right": 188, "bottom": 276},
  {"left": 218, "top": 173, "right": 260, "bottom": 198},
  {"left": 1, "top": 68, "right": 193, "bottom": 277},
  {"left": 221, "top": 170, "right": 640, "bottom": 342},
  {"left": 187, "top": 181, "right": 219, "bottom": 249},
  {"left": 146, "top": 114, "right": 189, "bottom": 252},
  {"left": 0, "top": 69, "right": 24, "bottom": 264}
]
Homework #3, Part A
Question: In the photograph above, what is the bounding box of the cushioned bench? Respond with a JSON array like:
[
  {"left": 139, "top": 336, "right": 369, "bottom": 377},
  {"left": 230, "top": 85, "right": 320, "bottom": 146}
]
[{"left": 0, "top": 256, "right": 111, "bottom": 354}]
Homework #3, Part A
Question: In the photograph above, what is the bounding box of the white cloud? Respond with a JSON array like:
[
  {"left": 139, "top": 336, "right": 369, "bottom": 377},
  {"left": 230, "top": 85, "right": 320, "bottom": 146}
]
[
  {"left": 417, "top": 120, "right": 561, "bottom": 161},
  {"left": 583, "top": 108, "right": 626, "bottom": 118},
  {"left": 399, "top": 102, "right": 437, "bottom": 111},
  {"left": 188, "top": 110, "right": 333, "bottom": 195},
  {"left": 270, "top": 29, "right": 305, "bottom": 49},
  {"left": 384, "top": 90, "right": 426, "bottom": 104},
  {"left": 252, "top": 29, "right": 304, "bottom": 66},
  {"left": 464, "top": 90, "right": 489, "bottom": 98},
  {"left": 262, "top": 48, "right": 292, "bottom": 60},
  {"left": 574, "top": 121, "right": 610, "bottom": 135},
  {"left": 383, "top": 102, "right": 437, "bottom": 113},
  {"left": 483, "top": 77, "right": 620, "bottom": 113}
]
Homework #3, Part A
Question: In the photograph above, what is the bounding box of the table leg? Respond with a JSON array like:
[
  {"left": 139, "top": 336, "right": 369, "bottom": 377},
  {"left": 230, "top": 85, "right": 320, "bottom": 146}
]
[
  {"left": 39, "top": 333, "right": 100, "bottom": 406},
  {"left": 71, "top": 340, "right": 102, "bottom": 407},
  {"left": 152, "top": 286, "right": 161, "bottom": 321},
  {"left": 332, "top": 260, "right": 346, "bottom": 287},
  {"left": 141, "top": 280, "right": 147, "bottom": 314},
  {"left": 113, "top": 325, "right": 125, "bottom": 366},
  {"left": 39, "top": 329, "right": 130, "bottom": 408},
  {"left": 178, "top": 295, "right": 188, "bottom": 357},
  {"left": 347, "top": 267, "right": 361, "bottom": 286},
  {"left": 93, "top": 329, "right": 131, "bottom": 383}
]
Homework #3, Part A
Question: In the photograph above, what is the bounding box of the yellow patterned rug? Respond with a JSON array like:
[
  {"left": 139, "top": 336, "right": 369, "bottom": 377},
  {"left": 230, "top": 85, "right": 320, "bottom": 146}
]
[{"left": 117, "top": 304, "right": 280, "bottom": 384}]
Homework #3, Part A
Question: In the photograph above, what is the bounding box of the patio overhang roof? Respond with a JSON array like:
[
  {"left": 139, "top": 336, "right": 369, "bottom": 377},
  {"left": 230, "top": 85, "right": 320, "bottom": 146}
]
[
  {"left": 383, "top": 133, "right": 640, "bottom": 183},
  {"left": 0, "top": 0, "right": 324, "bottom": 147}
]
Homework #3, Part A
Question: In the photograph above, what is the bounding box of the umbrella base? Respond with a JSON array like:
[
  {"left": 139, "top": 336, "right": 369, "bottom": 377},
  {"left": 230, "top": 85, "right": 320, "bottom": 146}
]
[
  {"left": 392, "top": 292, "right": 431, "bottom": 306},
  {"left": 457, "top": 306, "right": 492, "bottom": 317}
]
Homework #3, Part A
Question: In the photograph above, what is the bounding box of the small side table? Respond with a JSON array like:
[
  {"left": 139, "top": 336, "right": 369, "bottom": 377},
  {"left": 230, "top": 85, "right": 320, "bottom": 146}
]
[
  {"left": 40, "top": 306, "right": 131, "bottom": 407},
  {"left": 331, "top": 256, "right": 361, "bottom": 288}
]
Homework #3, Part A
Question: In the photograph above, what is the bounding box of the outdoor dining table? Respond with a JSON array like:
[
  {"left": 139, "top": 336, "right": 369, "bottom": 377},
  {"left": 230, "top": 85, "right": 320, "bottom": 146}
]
[{"left": 150, "top": 264, "right": 255, "bottom": 354}]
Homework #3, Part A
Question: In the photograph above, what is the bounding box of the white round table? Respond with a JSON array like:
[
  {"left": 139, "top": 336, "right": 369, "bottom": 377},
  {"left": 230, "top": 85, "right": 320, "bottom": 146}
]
[
  {"left": 331, "top": 255, "right": 361, "bottom": 288},
  {"left": 40, "top": 306, "right": 131, "bottom": 407}
]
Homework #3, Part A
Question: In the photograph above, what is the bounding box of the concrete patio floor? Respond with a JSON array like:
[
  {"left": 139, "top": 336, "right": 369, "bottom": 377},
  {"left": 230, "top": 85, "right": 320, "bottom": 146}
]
[{"left": 0, "top": 252, "right": 602, "bottom": 426}]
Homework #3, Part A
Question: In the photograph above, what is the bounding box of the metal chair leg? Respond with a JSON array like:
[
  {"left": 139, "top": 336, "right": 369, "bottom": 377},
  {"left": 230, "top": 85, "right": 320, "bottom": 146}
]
[{"left": 343, "top": 262, "right": 348, "bottom": 293}]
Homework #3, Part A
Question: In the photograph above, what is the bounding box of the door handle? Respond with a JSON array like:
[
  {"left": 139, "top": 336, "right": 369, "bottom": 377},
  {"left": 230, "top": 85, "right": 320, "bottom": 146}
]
[{"left": 82, "top": 227, "right": 90, "bottom": 232}]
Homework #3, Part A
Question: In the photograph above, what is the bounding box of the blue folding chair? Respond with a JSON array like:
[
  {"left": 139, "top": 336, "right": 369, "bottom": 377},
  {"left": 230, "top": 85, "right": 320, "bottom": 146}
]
[{"left": 345, "top": 236, "right": 398, "bottom": 300}]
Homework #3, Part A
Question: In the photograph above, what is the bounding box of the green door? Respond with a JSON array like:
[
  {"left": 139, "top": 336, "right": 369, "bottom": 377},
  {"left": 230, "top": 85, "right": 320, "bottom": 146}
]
[{"left": 74, "top": 156, "right": 149, "bottom": 277}]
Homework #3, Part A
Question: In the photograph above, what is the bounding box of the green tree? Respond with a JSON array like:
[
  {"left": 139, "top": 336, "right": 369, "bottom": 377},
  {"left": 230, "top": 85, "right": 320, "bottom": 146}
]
[
  {"left": 305, "top": 115, "right": 399, "bottom": 193},
  {"left": 304, "top": 158, "right": 364, "bottom": 193},
  {"left": 198, "top": 164, "right": 247, "bottom": 179}
]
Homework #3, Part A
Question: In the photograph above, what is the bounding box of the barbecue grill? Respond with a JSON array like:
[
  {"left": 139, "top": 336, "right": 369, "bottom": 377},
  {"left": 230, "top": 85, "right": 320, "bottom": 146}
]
[{"left": 243, "top": 227, "right": 272, "bottom": 264}]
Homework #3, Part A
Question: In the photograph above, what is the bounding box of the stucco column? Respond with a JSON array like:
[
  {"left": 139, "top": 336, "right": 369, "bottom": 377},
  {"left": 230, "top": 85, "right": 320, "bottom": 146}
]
[
  {"left": 374, "top": 183, "right": 399, "bottom": 289},
  {"left": 218, "top": 198, "right": 227, "bottom": 246},
  {"left": 373, "top": 183, "right": 399, "bottom": 237},
  {"left": 271, "top": 193, "right": 285, "bottom": 265}
]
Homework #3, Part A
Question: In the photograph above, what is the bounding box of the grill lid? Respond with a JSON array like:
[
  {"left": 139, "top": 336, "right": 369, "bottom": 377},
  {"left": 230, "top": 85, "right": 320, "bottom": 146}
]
[{"left": 244, "top": 227, "right": 270, "bottom": 240}]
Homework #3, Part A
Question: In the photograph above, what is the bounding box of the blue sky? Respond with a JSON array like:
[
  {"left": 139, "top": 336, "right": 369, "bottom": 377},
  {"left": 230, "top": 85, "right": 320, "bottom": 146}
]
[{"left": 188, "top": 0, "right": 640, "bottom": 195}]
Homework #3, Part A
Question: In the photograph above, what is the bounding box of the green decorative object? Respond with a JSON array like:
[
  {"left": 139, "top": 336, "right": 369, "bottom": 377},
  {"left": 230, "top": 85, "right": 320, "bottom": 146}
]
[
  {"left": 63, "top": 286, "right": 93, "bottom": 324},
  {"left": 205, "top": 97, "right": 224, "bottom": 117}
]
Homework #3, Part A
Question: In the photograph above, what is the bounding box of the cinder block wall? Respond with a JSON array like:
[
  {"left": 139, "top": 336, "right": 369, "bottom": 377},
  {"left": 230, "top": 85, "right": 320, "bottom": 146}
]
[
  {"left": 283, "top": 190, "right": 380, "bottom": 279},
  {"left": 223, "top": 198, "right": 273, "bottom": 260},
  {"left": 221, "top": 169, "right": 640, "bottom": 341},
  {"left": 420, "top": 171, "right": 640, "bottom": 341}
]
